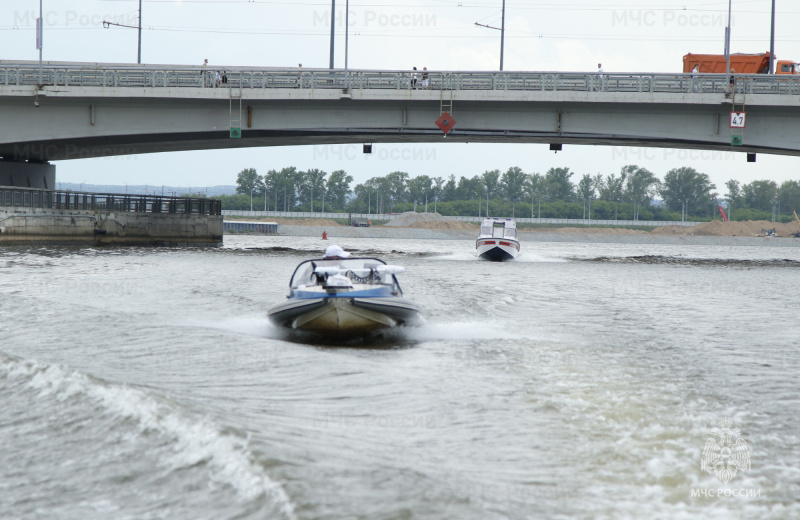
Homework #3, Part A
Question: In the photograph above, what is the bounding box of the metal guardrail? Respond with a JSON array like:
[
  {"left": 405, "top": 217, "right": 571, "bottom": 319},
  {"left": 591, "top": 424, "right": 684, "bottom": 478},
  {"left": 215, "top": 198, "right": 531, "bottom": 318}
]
[
  {"left": 2, "top": 63, "right": 800, "bottom": 96},
  {"left": 221, "top": 210, "right": 699, "bottom": 227},
  {"left": 0, "top": 187, "right": 222, "bottom": 215}
]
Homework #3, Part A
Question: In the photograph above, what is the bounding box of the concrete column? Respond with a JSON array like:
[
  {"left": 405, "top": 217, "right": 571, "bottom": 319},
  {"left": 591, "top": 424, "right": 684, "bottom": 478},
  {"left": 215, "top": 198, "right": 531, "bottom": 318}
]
[{"left": 0, "top": 161, "right": 56, "bottom": 189}]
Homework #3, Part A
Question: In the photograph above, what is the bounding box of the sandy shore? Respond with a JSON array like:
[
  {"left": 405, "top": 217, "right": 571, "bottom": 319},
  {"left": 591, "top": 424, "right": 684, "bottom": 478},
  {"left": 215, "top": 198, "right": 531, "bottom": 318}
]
[{"left": 232, "top": 213, "right": 800, "bottom": 247}]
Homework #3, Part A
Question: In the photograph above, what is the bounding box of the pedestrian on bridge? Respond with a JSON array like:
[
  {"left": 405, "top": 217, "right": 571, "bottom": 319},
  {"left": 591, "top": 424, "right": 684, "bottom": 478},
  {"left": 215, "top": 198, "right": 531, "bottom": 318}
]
[
  {"left": 411, "top": 67, "right": 418, "bottom": 88},
  {"left": 691, "top": 64, "right": 699, "bottom": 92},
  {"left": 597, "top": 63, "right": 604, "bottom": 90}
]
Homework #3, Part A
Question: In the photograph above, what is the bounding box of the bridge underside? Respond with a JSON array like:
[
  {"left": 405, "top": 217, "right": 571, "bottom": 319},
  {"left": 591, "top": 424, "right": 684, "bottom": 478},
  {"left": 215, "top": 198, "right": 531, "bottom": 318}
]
[
  {"left": 2, "top": 86, "right": 799, "bottom": 165},
  {"left": 3, "top": 128, "right": 795, "bottom": 162}
]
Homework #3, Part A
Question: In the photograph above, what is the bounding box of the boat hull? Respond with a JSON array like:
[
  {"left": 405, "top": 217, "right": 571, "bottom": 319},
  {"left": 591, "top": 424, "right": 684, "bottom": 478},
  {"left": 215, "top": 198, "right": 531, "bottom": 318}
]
[
  {"left": 476, "top": 238, "right": 519, "bottom": 261},
  {"left": 268, "top": 296, "right": 423, "bottom": 337}
]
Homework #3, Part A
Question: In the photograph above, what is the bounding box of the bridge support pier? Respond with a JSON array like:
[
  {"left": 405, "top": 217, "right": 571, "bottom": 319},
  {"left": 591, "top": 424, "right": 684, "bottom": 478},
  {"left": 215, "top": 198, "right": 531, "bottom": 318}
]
[{"left": 0, "top": 161, "right": 56, "bottom": 189}]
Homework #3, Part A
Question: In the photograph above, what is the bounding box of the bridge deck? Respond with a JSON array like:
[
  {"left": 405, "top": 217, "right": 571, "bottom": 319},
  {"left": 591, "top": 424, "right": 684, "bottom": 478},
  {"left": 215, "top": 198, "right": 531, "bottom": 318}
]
[
  {"left": 2, "top": 61, "right": 799, "bottom": 162},
  {"left": 3, "top": 61, "right": 800, "bottom": 98}
]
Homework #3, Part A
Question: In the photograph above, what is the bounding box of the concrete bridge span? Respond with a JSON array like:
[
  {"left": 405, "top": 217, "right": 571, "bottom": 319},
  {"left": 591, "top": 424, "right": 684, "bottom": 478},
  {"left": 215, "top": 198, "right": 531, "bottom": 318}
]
[{"left": 2, "top": 62, "right": 800, "bottom": 186}]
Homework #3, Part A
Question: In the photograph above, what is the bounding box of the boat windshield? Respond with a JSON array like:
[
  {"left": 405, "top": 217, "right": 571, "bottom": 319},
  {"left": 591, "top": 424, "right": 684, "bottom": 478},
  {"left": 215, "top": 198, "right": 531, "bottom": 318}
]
[
  {"left": 289, "top": 257, "right": 402, "bottom": 290},
  {"left": 480, "top": 219, "right": 516, "bottom": 239}
]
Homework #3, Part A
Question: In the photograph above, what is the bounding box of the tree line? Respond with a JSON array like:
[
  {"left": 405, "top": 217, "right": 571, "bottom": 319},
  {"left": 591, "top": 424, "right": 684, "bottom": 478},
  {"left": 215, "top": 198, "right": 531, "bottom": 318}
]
[{"left": 227, "top": 165, "right": 800, "bottom": 222}]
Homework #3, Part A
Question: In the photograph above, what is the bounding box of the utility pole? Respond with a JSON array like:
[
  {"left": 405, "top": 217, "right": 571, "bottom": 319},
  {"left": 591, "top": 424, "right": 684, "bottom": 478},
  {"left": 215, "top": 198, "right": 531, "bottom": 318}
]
[
  {"left": 102, "top": 0, "right": 143, "bottom": 63},
  {"left": 474, "top": 0, "right": 506, "bottom": 70},
  {"left": 500, "top": 0, "right": 505, "bottom": 71},
  {"left": 138, "top": 0, "right": 142, "bottom": 64},
  {"left": 37, "top": 0, "right": 43, "bottom": 85}
]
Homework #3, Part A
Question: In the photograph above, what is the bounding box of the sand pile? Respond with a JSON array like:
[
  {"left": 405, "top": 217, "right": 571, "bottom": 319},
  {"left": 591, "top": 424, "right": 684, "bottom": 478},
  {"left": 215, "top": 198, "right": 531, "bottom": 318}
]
[
  {"left": 238, "top": 218, "right": 342, "bottom": 227},
  {"left": 521, "top": 227, "right": 647, "bottom": 235},
  {"left": 653, "top": 220, "right": 800, "bottom": 237},
  {"left": 383, "top": 212, "right": 476, "bottom": 230}
]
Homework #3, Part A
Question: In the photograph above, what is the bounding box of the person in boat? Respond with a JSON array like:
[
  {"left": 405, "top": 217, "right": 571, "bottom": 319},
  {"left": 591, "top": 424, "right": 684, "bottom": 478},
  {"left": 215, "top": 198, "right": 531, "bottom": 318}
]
[{"left": 322, "top": 244, "right": 350, "bottom": 260}]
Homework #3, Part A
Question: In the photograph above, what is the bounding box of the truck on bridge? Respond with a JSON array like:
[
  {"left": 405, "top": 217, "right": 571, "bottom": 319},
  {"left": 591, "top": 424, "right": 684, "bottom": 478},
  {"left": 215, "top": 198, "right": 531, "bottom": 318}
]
[{"left": 683, "top": 52, "right": 799, "bottom": 74}]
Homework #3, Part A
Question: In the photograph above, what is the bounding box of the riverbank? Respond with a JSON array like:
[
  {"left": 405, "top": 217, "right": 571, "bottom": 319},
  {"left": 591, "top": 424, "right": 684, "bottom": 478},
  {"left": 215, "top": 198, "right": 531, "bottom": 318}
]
[
  {"left": 238, "top": 212, "right": 800, "bottom": 239},
  {"left": 274, "top": 224, "right": 800, "bottom": 248}
]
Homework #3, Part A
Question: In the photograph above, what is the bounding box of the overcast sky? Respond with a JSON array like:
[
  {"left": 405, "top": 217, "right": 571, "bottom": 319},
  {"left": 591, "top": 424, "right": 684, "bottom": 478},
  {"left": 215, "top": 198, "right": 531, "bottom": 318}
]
[{"left": 4, "top": 0, "right": 799, "bottom": 193}]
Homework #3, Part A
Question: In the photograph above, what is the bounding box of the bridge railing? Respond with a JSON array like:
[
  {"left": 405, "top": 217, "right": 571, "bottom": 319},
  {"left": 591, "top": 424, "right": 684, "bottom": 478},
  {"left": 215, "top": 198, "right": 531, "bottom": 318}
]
[
  {"left": 0, "top": 187, "right": 222, "bottom": 216},
  {"left": 4, "top": 63, "right": 800, "bottom": 96}
]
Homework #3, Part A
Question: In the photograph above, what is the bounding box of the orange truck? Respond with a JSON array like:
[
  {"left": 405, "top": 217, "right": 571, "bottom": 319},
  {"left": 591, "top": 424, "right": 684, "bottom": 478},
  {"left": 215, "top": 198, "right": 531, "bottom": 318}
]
[{"left": 683, "top": 52, "right": 799, "bottom": 74}]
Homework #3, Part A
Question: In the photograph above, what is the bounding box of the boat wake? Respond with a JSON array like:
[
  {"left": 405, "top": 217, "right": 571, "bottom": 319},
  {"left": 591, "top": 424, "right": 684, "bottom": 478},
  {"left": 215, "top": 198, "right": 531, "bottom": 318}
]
[
  {"left": 0, "top": 352, "right": 298, "bottom": 519},
  {"left": 580, "top": 255, "right": 800, "bottom": 267}
]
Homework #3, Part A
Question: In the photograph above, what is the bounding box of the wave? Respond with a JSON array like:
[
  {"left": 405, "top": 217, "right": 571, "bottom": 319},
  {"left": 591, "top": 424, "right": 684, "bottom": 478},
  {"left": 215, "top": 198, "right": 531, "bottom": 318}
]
[{"left": 0, "top": 352, "right": 297, "bottom": 519}]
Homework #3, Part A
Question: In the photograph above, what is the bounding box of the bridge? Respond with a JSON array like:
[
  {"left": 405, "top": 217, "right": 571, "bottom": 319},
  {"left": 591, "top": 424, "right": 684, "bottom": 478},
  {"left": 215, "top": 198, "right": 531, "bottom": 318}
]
[{"left": 2, "top": 61, "right": 800, "bottom": 188}]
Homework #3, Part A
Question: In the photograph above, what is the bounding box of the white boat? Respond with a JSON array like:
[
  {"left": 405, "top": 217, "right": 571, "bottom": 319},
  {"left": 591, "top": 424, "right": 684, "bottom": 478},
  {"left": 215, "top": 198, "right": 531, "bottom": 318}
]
[
  {"left": 476, "top": 217, "right": 520, "bottom": 261},
  {"left": 268, "top": 256, "right": 423, "bottom": 338}
]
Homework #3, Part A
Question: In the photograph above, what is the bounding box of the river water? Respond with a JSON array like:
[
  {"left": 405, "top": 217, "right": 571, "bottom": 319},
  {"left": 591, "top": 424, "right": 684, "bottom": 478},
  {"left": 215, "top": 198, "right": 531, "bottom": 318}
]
[{"left": 1, "top": 234, "right": 799, "bottom": 519}]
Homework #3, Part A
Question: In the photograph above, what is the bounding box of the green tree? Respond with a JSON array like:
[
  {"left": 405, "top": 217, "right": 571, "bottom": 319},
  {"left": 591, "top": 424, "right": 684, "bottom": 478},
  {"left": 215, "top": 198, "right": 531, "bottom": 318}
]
[
  {"left": 501, "top": 166, "right": 527, "bottom": 217},
  {"left": 481, "top": 169, "right": 501, "bottom": 199},
  {"left": 386, "top": 171, "right": 409, "bottom": 209},
  {"left": 622, "top": 165, "right": 659, "bottom": 221},
  {"left": 599, "top": 171, "right": 626, "bottom": 219},
  {"left": 432, "top": 176, "right": 445, "bottom": 212},
  {"left": 235, "top": 167, "right": 260, "bottom": 195},
  {"left": 442, "top": 174, "right": 457, "bottom": 202},
  {"left": 778, "top": 180, "right": 800, "bottom": 220},
  {"left": 577, "top": 174, "right": 596, "bottom": 201},
  {"left": 724, "top": 179, "right": 742, "bottom": 220},
  {"left": 298, "top": 168, "right": 327, "bottom": 211},
  {"left": 407, "top": 174, "right": 432, "bottom": 210},
  {"left": 659, "top": 167, "right": 716, "bottom": 216},
  {"left": 326, "top": 169, "right": 353, "bottom": 210},
  {"left": 271, "top": 166, "right": 298, "bottom": 211},
  {"left": 544, "top": 167, "right": 575, "bottom": 201},
  {"left": 526, "top": 173, "right": 546, "bottom": 218},
  {"left": 741, "top": 180, "right": 778, "bottom": 212}
]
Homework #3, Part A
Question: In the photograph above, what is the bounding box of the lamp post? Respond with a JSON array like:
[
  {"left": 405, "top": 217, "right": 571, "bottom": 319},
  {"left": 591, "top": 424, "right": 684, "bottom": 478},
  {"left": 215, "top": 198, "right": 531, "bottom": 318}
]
[
  {"left": 769, "top": 0, "right": 776, "bottom": 73},
  {"left": 329, "top": 0, "right": 335, "bottom": 68},
  {"left": 725, "top": 0, "right": 732, "bottom": 79},
  {"left": 344, "top": 0, "right": 350, "bottom": 89}
]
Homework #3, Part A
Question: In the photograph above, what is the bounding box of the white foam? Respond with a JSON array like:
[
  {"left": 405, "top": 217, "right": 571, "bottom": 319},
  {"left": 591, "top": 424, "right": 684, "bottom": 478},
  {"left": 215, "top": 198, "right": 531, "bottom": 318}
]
[
  {"left": 428, "top": 251, "right": 568, "bottom": 263},
  {"left": 404, "top": 320, "right": 530, "bottom": 342},
  {"left": 0, "top": 354, "right": 297, "bottom": 519},
  {"left": 515, "top": 253, "right": 568, "bottom": 263},
  {"left": 182, "top": 314, "right": 286, "bottom": 340},
  {"left": 428, "top": 252, "right": 481, "bottom": 261}
]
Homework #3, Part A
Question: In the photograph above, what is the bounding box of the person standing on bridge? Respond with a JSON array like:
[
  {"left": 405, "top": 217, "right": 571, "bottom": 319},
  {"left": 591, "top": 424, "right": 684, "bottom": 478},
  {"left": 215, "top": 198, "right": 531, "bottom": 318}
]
[
  {"left": 201, "top": 58, "right": 209, "bottom": 87},
  {"left": 422, "top": 67, "right": 429, "bottom": 88},
  {"left": 728, "top": 68, "right": 736, "bottom": 95},
  {"left": 691, "top": 64, "right": 699, "bottom": 92},
  {"left": 597, "top": 63, "right": 604, "bottom": 90},
  {"left": 411, "top": 67, "right": 418, "bottom": 89}
]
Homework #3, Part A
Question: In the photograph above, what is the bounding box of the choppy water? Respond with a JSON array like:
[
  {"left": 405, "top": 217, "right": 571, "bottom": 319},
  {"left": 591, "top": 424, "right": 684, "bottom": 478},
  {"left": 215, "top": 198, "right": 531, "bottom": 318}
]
[{"left": 1, "top": 235, "right": 799, "bottom": 519}]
